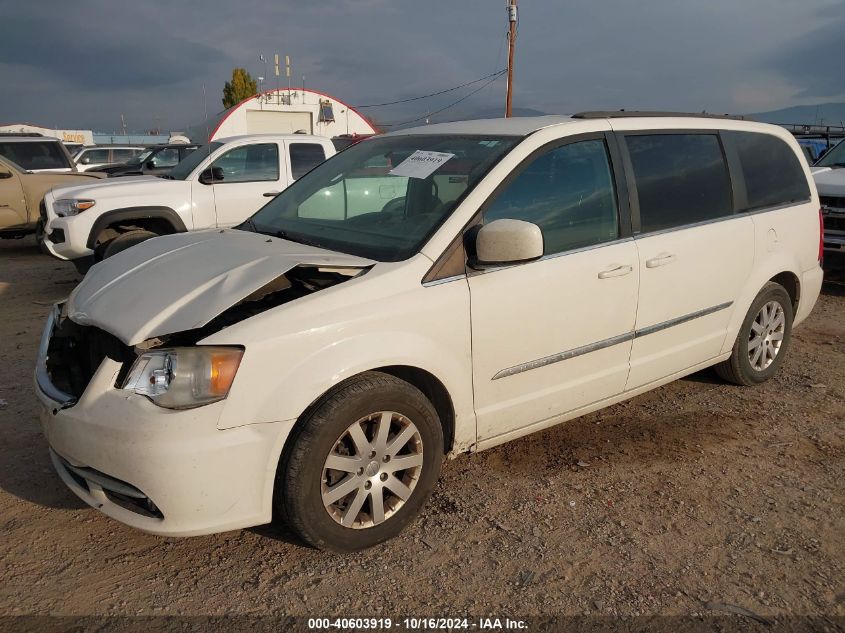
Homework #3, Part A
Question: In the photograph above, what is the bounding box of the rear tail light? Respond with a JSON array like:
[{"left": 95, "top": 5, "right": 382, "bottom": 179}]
[{"left": 819, "top": 207, "right": 824, "bottom": 265}]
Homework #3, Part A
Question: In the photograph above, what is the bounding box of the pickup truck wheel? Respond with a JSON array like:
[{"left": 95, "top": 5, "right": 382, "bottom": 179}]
[
  {"left": 277, "top": 372, "right": 443, "bottom": 552},
  {"left": 715, "top": 282, "right": 794, "bottom": 386},
  {"left": 102, "top": 229, "right": 158, "bottom": 259}
]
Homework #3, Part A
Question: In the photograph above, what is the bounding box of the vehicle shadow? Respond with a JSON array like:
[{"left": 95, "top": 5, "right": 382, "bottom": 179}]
[
  {"left": 0, "top": 237, "right": 86, "bottom": 511},
  {"left": 474, "top": 398, "right": 748, "bottom": 479},
  {"left": 0, "top": 422, "right": 88, "bottom": 511}
]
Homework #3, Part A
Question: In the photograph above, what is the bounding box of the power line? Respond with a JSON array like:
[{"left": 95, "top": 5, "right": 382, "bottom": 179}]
[
  {"left": 353, "top": 69, "right": 507, "bottom": 108},
  {"left": 380, "top": 70, "right": 507, "bottom": 128}
]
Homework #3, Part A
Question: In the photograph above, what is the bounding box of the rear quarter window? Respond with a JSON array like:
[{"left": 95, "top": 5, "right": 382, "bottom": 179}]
[
  {"left": 725, "top": 131, "right": 810, "bottom": 211},
  {"left": 289, "top": 143, "right": 327, "bottom": 179},
  {"left": 625, "top": 133, "right": 733, "bottom": 233}
]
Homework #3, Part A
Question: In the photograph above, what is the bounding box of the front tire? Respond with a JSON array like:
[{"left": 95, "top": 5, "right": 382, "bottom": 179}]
[
  {"left": 715, "top": 282, "right": 794, "bottom": 386},
  {"left": 101, "top": 229, "right": 158, "bottom": 259},
  {"left": 277, "top": 372, "right": 443, "bottom": 552}
]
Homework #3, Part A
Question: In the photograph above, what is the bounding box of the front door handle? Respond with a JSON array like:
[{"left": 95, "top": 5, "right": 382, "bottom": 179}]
[
  {"left": 598, "top": 264, "right": 633, "bottom": 279},
  {"left": 645, "top": 253, "right": 676, "bottom": 268},
  {"left": 263, "top": 191, "right": 281, "bottom": 197}
]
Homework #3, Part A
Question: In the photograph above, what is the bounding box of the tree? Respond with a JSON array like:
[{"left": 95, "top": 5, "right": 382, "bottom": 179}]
[{"left": 222, "top": 68, "right": 258, "bottom": 109}]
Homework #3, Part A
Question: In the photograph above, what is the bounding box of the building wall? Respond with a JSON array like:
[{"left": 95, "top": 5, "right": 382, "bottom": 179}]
[
  {"left": 189, "top": 88, "right": 377, "bottom": 142},
  {"left": 0, "top": 124, "right": 94, "bottom": 145}
]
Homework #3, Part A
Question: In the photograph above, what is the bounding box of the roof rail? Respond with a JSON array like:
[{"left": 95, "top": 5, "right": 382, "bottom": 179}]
[
  {"left": 572, "top": 110, "right": 745, "bottom": 120},
  {"left": 0, "top": 132, "right": 45, "bottom": 137}
]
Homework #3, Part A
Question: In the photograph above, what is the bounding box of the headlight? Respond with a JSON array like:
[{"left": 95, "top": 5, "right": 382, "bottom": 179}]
[
  {"left": 54, "top": 198, "right": 96, "bottom": 217},
  {"left": 122, "top": 346, "right": 244, "bottom": 409}
]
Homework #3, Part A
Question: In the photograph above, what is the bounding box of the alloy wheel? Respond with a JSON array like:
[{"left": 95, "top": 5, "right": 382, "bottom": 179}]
[
  {"left": 321, "top": 411, "right": 423, "bottom": 529},
  {"left": 748, "top": 300, "right": 785, "bottom": 371}
]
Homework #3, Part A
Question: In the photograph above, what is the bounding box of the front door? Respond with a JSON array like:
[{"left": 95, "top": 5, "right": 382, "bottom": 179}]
[
  {"left": 211, "top": 142, "right": 286, "bottom": 226},
  {"left": 469, "top": 135, "right": 639, "bottom": 443}
]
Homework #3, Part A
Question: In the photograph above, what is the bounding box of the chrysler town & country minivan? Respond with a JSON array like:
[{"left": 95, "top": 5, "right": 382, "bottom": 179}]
[{"left": 35, "top": 113, "right": 823, "bottom": 551}]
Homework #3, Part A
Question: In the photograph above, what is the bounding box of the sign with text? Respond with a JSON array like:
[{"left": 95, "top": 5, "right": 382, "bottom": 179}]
[{"left": 389, "top": 150, "right": 454, "bottom": 179}]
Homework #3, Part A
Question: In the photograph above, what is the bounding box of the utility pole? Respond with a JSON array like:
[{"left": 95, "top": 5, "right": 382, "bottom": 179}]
[{"left": 505, "top": 0, "right": 518, "bottom": 117}]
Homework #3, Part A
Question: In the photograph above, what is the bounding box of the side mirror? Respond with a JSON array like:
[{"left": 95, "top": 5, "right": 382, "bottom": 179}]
[
  {"left": 145, "top": 160, "right": 157, "bottom": 170},
  {"left": 198, "top": 166, "right": 224, "bottom": 184},
  {"left": 0, "top": 168, "right": 12, "bottom": 180},
  {"left": 80, "top": 156, "right": 91, "bottom": 165},
  {"left": 470, "top": 219, "right": 544, "bottom": 268}
]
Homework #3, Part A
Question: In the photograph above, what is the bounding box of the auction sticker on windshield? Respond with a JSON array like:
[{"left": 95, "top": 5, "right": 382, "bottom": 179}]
[{"left": 389, "top": 150, "right": 455, "bottom": 179}]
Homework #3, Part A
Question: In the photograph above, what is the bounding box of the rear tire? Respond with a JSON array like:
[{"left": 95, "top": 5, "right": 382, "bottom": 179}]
[
  {"left": 101, "top": 229, "right": 158, "bottom": 259},
  {"left": 715, "top": 282, "right": 794, "bottom": 386},
  {"left": 277, "top": 372, "right": 443, "bottom": 552}
]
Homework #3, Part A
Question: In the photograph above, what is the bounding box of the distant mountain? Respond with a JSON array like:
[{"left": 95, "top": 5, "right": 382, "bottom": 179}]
[
  {"left": 746, "top": 102, "right": 845, "bottom": 127},
  {"left": 378, "top": 105, "right": 549, "bottom": 130},
  {"left": 448, "top": 106, "right": 549, "bottom": 120}
]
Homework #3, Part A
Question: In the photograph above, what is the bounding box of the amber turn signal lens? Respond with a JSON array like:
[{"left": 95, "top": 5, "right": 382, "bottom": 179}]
[{"left": 209, "top": 351, "right": 243, "bottom": 396}]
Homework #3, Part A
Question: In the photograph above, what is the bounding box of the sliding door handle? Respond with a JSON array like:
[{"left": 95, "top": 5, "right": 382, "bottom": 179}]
[
  {"left": 598, "top": 264, "right": 633, "bottom": 279},
  {"left": 645, "top": 253, "right": 676, "bottom": 268}
]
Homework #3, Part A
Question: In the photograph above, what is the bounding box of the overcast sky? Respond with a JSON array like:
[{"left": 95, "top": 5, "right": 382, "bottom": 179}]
[{"left": 1, "top": 0, "right": 843, "bottom": 133}]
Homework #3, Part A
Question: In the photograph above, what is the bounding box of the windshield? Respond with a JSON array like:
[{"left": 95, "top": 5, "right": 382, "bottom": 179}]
[
  {"left": 816, "top": 138, "right": 845, "bottom": 167},
  {"left": 167, "top": 143, "right": 220, "bottom": 180},
  {"left": 246, "top": 134, "right": 519, "bottom": 261}
]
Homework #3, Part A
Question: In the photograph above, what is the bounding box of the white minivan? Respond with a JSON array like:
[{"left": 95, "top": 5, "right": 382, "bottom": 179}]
[{"left": 35, "top": 113, "right": 823, "bottom": 551}]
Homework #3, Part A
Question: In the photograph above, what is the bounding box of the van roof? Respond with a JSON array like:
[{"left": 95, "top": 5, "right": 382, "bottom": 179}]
[{"left": 385, "top": 112, "right": 784, "bottom": 138}]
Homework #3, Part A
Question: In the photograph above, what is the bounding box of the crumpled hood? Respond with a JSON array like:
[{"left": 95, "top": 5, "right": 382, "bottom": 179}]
[
  {"left": 49, "top": 175, "right": 174, "bottom": 201},
  {"left": 66, "top": 229, "right": 375, "bottom": 345},
  {"left": 812, "top": 168, "right": 845, "bottom": 196}
]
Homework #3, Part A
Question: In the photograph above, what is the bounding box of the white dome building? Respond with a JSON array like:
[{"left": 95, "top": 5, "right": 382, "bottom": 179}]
[{"left": 189, "top": 88, "right": 378, "bottom": 143}]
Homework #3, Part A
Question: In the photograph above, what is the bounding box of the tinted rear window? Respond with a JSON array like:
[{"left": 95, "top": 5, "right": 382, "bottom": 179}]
[
  {"left": 626, "top": 134, "right": 733, "bottom": 233},
  {"left": 726, "top": 131, "right": 810, "bottom": 211},
  {"left": 289, "top": 143, "right": 327, "bottom": 179},
  {"left": 0, "top": 141, "right": 70, "bottom": 170}
]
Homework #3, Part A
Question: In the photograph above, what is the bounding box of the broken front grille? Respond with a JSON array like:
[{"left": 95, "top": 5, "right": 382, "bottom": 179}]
[{"left": 45, "top": 316, "right": 136, "bottom": 401}]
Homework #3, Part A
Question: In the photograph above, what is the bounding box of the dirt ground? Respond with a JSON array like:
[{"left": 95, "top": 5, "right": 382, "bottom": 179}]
[{"left": 0, "top": 237, "right": 843, "bottom": 625}]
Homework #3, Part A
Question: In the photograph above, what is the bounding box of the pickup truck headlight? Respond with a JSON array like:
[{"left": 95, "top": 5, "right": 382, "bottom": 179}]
[
  {"left": 122, "top": 347, "right": 244, "bottom": 409},
  {"left": 54, "top": 198, "right": 96, "bottom": 217}
]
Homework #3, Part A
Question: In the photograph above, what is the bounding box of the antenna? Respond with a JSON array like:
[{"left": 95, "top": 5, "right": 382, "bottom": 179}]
[
  {"left": 505, "top": 0, "right": 518, "bottom": 117},
  {"left": 202, "top": 83, "right": 210, "bottom": 143}
]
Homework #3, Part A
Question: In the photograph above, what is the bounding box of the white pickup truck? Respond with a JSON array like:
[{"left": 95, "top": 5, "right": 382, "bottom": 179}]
[{"left": 42, "top": 134, "right": 335, "bottom": 273}]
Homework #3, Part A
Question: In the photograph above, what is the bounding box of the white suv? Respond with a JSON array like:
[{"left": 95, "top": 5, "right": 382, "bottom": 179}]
[
  {"left": 35, "top": 114, "right": 823, "bottom": 551},
  {"left": 41, "top": 134, "right": 335, "bottom": 273},
  {"left": 73, "top": 146, "right": 147, "bottom": 171}
]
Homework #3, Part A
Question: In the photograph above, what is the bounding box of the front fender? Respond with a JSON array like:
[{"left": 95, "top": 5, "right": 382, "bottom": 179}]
[
  {"left": 209, "top": 272, "right": 476, "bottom": 451},
  {"left": 220, "top": 330, "right": 476, "bottom": 451}
]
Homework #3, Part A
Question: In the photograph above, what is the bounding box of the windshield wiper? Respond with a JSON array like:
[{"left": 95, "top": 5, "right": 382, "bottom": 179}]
[
  {"left": 268, "top": 229, "right": 323, "bottom": 249},
  {"left": 157, "top": 174, "right": 176, "bottom": 180}
]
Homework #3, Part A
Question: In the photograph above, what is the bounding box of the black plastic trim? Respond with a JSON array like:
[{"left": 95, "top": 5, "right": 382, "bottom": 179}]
[{"left": 85, "top": 206, "right": 187, "bottom": 250}]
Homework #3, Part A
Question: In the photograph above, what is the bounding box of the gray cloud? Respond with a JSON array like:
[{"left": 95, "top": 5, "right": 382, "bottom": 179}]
[
  {"left": 0, "top": 0, "right": 842, "bottom": 133},
  {"left": 765, "top": 5, "right": 845, "bottom": 98},
  {"left": 0, "top": 15, "right": 228, "bottom": 91}
]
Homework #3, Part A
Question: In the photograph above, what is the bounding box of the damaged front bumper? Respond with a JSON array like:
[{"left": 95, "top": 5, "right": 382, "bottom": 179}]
[{"left": 34, "top": 305, "right": 295, "bottom": 537}]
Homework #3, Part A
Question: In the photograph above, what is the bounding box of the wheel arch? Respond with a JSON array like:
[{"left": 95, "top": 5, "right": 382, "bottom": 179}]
[
  {"left": 721, "top": 258, "right": 803, "bottom": 356},
  {"left": 86, "top": 206, "right": 187, "bottom": 250},
  {"left": 769, "top": 270, "right": 800, "bottom": 314},
  {"left": 288, "top": 366, "right": 457, "bottom": 456}
]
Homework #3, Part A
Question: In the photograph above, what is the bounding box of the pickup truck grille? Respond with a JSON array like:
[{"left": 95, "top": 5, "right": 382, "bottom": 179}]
[
  {"left": 825, "top": 215, "right": 845, "bottom": 232},
  {"left": 820, "top": 196, "right": 845, "bottom": 210}
]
